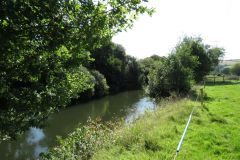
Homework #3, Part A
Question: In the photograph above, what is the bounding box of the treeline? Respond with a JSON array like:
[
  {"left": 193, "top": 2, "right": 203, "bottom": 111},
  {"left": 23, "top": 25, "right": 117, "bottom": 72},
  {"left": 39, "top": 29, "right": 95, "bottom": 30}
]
[
  {"left": 139, "top": 37, "right": 224, "bottom": 97},
  {"left": 0, "top": 0, "right": 153, "bottom": 140},
  {"left": 73, "top": 42, "right": 142, "bottom": 102}
]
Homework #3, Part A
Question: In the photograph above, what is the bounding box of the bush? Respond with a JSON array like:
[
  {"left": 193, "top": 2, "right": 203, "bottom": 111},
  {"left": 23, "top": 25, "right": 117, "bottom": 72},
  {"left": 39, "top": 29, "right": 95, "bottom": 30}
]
[{"left": 41, "top": 119, "right": 118, "bottom": 160}]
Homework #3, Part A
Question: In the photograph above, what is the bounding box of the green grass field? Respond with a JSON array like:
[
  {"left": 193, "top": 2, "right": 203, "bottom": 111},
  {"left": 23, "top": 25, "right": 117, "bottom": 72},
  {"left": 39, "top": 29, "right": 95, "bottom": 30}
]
[{"left": 93, "top": 83, "right": 240, "bottom": 160}]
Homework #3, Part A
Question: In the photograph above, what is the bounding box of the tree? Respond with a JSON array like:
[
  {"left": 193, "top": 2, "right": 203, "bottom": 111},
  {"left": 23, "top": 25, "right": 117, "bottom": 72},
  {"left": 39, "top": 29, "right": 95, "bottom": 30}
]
[
  {"left": 124, "top": 55, "right": 141, "bottom": 89},
  {"left": 174, "top": 37, "right": 211, "bottom": 82},
  {"left": 91, "top": 42, "right": 126, "bottom": 92},
  {"left": 138, "top": 55, "right": 165, "bottom": 86},
  {"left": 207, "top": 47, "right": 225, "bottom": 69},
  {"left": 231, "top": 63, "right": 240, "bottom": 76},
  {"left": 0, "top": 0, "right": 153, "bottom": 139},
  {"left": 91, "top": 70, "right": 109, "bottom": 98},
  {"left": 91, "top": 42, "right": 141, "bottom": 93},
  {"left": 148, "top": 54, "right": 193, "bottom": 97}
]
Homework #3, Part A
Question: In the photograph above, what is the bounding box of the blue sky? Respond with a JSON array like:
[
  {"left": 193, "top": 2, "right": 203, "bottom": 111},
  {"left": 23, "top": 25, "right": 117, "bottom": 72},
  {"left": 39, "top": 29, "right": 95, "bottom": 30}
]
[{"left": 112, "top": 0, "right": 240, "bottom": 60}]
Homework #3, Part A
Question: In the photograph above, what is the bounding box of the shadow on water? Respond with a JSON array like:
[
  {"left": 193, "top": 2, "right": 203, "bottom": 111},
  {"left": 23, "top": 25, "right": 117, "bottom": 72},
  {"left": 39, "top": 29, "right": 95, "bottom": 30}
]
[{"left": 0, "top": 90, "right": 156, "bottom": 160}]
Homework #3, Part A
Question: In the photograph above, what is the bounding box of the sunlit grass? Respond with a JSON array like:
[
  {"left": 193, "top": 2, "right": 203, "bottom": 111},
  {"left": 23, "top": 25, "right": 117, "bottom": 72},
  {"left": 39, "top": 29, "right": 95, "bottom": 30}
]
[
  {"left": 43, "top": 83, "right": 240, "bottom": 160},
  {"left": 93, "top": 83, "right": 240, "bottom": 160}
]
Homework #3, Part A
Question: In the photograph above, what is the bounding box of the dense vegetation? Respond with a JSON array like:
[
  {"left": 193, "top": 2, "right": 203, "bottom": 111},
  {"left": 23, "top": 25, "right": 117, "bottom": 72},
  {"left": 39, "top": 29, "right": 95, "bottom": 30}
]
[
  {"left": 43, "top": 83, "right": 240, "bottom": 159},
  {"left": 41, "top": 36, "right": 225, "bottom": 159},
  {"left": 91, "top": 42, "right": 141, "bottom": 93},
  {"left": 1, "top": 1, "right": 233, "bottom": 159},
  {"left": 0, "top": 0, "right": 153, "bottom": 140},
  {"left": 139, "top": 37, "right": 224, "bottom": 97}
]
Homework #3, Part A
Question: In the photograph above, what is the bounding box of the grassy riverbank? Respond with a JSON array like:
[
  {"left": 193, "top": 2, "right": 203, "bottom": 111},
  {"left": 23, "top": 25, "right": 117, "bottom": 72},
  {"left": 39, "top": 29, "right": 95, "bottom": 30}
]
[{"left": 44, "top": 83, "right": 240, "bottom": 160}]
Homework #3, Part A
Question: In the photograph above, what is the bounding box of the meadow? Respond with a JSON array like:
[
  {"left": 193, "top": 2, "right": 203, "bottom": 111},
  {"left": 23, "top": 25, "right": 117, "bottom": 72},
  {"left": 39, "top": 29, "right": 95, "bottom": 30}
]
[
  {"left": 92, "top": 82, "right": 240, "bottom": 160},
  {"left": 44, "top": 82, "right": 240, "bottom": 160}
]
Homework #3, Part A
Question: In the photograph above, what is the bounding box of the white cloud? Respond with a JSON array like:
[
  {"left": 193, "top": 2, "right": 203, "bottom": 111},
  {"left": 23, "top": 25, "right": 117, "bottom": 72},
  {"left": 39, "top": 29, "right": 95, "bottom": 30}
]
[{"left": 112, "top": 0, "right": 240, "bottom": 60}]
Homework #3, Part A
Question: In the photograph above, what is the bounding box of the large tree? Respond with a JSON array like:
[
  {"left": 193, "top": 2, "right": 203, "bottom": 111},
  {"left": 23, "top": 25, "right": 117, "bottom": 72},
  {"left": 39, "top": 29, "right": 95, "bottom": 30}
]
[
  {"left": 174, "top": 37, "right": 214, "bottom": 82},
  {"left": 0, "top": 0, "right": 153, "bottom": 139},
  {"left": 148, "top": 53, "right": 194, "bottom": 97}
]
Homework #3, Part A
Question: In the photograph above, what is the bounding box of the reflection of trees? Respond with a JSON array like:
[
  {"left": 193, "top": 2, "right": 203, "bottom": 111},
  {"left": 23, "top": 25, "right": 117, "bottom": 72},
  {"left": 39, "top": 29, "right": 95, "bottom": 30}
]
[
  {"left": 101, "top": 90, "right": 144, "bottom": 120},
  {"left": 101, "top": 100, "right": 110, "bottom": 116},
  {"left": 0, "top": 128, "right": 47, "bottom": 159}
]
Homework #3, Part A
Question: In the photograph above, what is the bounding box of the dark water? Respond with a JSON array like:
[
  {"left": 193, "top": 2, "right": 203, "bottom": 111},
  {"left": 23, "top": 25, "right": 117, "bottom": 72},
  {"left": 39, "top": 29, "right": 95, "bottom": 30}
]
[{"left": 0, "top": 90, "right": 156, "bottom": 160}]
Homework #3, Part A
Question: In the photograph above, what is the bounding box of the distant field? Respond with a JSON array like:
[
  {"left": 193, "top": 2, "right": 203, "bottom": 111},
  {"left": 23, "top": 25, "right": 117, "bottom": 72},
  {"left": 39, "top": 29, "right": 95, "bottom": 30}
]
[{"left": 221, "top": 59, "right": 240, "bottom": 66}]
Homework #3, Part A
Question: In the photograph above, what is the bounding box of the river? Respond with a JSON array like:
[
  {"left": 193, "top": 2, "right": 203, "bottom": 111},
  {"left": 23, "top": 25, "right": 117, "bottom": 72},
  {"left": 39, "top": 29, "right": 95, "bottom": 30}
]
[{"left": 0, "top": 90, "right": 156, "bottom": 160}]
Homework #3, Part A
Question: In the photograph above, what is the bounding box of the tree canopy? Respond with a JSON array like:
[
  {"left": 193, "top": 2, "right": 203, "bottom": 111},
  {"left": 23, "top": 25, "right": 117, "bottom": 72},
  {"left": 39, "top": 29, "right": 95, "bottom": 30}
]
[
  {"left": 141, "top": 36, "right": 225, "bottom": 98},
  {"left": 91, "top": 42, "right": 141, "bottom": 93},
  {"left": 0, "top": 0, "right": 153, "bottom": 140},
  {"left": 173, "top": 37, "right": 224, "bottom": 82}
]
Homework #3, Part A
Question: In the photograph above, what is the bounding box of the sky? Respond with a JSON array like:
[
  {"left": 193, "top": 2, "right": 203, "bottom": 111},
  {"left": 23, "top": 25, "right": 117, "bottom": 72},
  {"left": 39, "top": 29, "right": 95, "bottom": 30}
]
[{"left": 112, "top": 0, "right": 240, "bottom": 60}]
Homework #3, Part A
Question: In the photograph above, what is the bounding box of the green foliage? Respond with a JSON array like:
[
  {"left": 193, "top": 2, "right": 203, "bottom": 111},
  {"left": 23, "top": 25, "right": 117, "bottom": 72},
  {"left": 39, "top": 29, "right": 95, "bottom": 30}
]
[
  {"left": 231, "top": 63, "right": 240, "bottom": 76},
  {"left": 207, "top": 47, "right": 225, "bottom": 68},
  {"left": 41, "top": 119, "right": 118, "bottom": 160},
  {"left": 124, "top": 55, "right": 142, "bottom": 89},
  {"left": 0, "top": 66, "right": 94, "bottom": 140},
  {"left": 91, "top": 42, "right": 141, "bottom": 93},
  {"left": 91, "top": 70, "right": 109, "bottom": 98},
  {"left": 174, "top": 37, "right": 211, "bottom": 82},
  {"left": 138, "top": 55, "right": 165, "bottom": 86},
  {"left": 148, "top": 54, "right": 193, "bottom": 97},
  {"left": 140, "top": 37, "right": 225, "bottom": 99},
  {"left": 0, "top": 0, "right": 152, "bottom": 139}
]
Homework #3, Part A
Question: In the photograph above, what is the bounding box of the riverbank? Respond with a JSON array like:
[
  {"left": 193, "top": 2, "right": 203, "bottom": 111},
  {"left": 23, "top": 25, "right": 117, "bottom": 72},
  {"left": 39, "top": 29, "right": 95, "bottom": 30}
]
[{"left": 43, "top": 83, "right": 240, "bottom": 160}]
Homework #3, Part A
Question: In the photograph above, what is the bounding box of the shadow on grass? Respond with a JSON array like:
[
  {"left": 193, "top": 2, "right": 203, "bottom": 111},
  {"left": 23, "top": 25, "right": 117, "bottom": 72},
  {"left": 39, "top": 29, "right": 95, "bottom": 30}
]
[
  {"left": 188, "top": 88, "right": 215, "bottom": 102},
  {"left": 203, "top": 96, "right": 215, "bottom": 102}
]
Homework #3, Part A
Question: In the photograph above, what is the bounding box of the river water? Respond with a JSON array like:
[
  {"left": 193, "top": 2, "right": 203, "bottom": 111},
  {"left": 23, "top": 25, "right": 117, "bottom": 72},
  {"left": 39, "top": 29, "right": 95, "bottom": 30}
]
[{"left": 0, "top": 90, "right": 156, "bottom": 160}]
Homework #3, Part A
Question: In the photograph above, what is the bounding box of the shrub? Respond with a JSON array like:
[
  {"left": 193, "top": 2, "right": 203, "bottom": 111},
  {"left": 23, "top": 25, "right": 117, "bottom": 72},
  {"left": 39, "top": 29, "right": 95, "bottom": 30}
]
[{"left": 41, "top": 119, "right": 118, "bottom": 160}]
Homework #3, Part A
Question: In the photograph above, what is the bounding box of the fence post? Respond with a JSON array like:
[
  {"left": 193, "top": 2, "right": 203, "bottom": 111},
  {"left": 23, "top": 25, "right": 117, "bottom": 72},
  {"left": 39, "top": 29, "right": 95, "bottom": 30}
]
[
  {"left": 200, "top": 88, "right": 204, "bottom": 106},
  {"left": 213, "top": 75, "right": 216, "bottom": 84}
]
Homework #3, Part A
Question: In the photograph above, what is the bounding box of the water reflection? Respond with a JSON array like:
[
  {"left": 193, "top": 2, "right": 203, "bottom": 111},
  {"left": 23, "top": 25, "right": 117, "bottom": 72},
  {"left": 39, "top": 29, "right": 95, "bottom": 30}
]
[
  {"left": 0, "top": 90, "right": 155, "bottom": 160},
  {"left": 34, "top": 144, "right": 47, "bottom": 157},
  {"left": 0, "top": 127, "right": 48, "bottom": 159},
  {"left": 26, "top": 128, "right": 45, "bottom": 145},
  {"left": 125, "top": 97, "right": 156, "bottom": 123}
]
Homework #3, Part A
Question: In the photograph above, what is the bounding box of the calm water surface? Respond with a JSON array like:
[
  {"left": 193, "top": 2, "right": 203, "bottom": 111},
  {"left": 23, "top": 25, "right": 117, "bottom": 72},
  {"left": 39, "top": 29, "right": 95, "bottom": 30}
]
[{"left": 0, "top": 90, "right": 156, "bottom": 160}]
